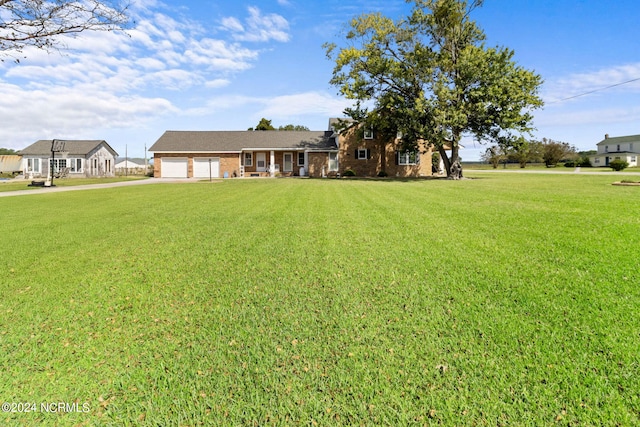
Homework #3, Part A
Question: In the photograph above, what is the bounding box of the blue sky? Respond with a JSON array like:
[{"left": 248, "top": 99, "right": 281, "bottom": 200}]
[{"left": 1, "top": 0, "right": 639, "bottom": 160}]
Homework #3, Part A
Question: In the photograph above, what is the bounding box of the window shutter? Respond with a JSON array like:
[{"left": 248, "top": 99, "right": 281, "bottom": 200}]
[
  {"left": 416, "top": 152, "right": 421, "bottom": 165},
  {"left": 367, "top": 149, "right": 371, "bottom": 159},
  {"left": 395, "top": 151, "right": 399, "bottom": 165},
  {"left": 355, "top": 149, "right": 359, "bottom": 159}
]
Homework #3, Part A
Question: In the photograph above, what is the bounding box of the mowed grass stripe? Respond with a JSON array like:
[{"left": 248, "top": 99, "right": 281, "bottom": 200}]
[{"left": 0, "top": 175, "right": 638, "bottom": 425}]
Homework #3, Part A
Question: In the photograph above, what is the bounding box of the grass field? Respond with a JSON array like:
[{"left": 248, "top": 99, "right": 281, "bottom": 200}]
[
  {"left": 0, "top": 177, "right": 147, "bottom": 193},
  {"left": 1, "top": 174, "right": 638, "bottom": 425}
]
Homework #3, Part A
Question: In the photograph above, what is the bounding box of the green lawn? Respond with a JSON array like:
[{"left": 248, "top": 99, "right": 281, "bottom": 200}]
[
  {"left": 1, "top": 174, "right": 638, "bottom": 425},
  {"left": 0, "top": 177, "right": 148, "bottom": 193}
]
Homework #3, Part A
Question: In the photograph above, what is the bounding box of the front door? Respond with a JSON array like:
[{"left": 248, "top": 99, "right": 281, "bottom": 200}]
[{"left": 257, "top": 153, "right": 266, "bottom": 172}]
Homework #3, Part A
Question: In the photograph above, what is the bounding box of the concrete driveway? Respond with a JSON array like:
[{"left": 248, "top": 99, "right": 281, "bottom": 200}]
[{"left": 0, "top": 178, "right": 210, "bottom": 198}]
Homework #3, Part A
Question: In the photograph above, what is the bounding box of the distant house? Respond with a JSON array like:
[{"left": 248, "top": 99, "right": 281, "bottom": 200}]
[
  {"left": 149, "top": 119, "right": 436, "bottom": 178},
  {"left": 18, "top": 140, "right": 119, "bottom": 178},
  {"left": 0, "top": 155, "right": 23, "bottom": 175},
  {"left": 590, "top": 134, "right": 640, "bottom": 167},
  {"left": 115, "top": 159, "right": 147, "bottom": 175}
]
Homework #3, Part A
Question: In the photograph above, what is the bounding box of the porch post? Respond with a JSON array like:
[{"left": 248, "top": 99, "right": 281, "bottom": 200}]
[{"left": 270, "top": 150, "right": 275, "bottom": 177}]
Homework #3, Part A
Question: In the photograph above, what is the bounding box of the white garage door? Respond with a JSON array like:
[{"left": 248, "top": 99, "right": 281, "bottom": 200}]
[
  {"left": 161, "top": 158, "right": 188, "bottom": 178},
  {"left": 193, "top": 158, "right": 220, "bottom": 178}
]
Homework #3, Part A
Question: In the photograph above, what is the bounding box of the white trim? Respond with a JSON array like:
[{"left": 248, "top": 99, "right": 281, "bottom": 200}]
[
  {"left": 152, "top": 151, "right": 241, "bottom": 154},
  {"left": 270, "top": 151, "right": 275, "bottom": 177}
]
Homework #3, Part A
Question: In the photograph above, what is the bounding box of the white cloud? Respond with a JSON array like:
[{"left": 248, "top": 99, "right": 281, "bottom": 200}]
[
  {"left": 543, "top": 62, "right": 640, "bottom": 103},
  {"left": 536, "top": 105, "right": 640, "bottom": 128},
  {"left": 205, "top": 79, "right": 231, "bottom": 89},
  {"left": 220, "top": 17, "right": 244, "bottom": 33},
  {"left": 257, "top": 92, "right": 351, "bottom": 117},
  {"left": 223, "top": 7, "right": 290, "bottom": 43},
  {"left": 0, "top": 81, "right": 176, "bottom": 148},
  {"left": 0, "top": 1, "right": 293, "bottom": 149}
]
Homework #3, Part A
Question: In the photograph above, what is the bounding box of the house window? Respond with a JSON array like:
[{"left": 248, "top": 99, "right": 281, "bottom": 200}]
[
  {"left": 356, "top": 148, "right": 369, "bottom": 160},
  {"left": 631, "top": 156, "right": 637, "bottom": 162},
  {"left": 605, "top": 146, "right": 608, "bottom": 153},
  {"left": 594, "top": 158, "right": 600, "bottom": 164},
  {"left": 69, "top": 158, "right": 83, "bottom": 173},
  {"left": 298, "top": 152, "right": 305, "bottom": 166},
  {"left": 105, "top": 159, "right": 111, "bottom": 173},
  {"left": 283, "top": 152, "right": 293, "bottom": 172},
  {"left": 398, "top": 151, "right": 419, "bottom": 165},
  {"left": 364, "top": 126, "right": 374, "bottom": 139},
  {"left": 329, "top": 152, "right": 338, "bottom": 172},
  {"left": 243, "top": 152, "right": 253, "bottom": 167},
  {"left": 27, "top": 158, "right": 40, "bottom": 173},
  {"left": 50, "top": 158, "right": 68, "bottom": 172},
  {"left": 617, "top": 144, "right": 621, "bottom": 151}
]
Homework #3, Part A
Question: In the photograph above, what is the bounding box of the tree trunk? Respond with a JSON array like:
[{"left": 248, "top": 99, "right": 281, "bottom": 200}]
[{"left": 439, "top": 142, "right": 463, "bottom": 180}]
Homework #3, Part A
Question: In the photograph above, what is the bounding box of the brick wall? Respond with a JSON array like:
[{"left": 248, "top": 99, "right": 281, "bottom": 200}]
[{"left": 337, "top": 128, "right": 433, "bottom": 177}]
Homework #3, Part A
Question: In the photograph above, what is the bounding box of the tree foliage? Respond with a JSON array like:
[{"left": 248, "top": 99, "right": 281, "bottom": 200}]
[
  {"left": 541, "top": 139, "right": 576, "bottom": 167},
  {"left": 0, "top": 0, "right": 129, "bottom": 60},
  {"left": 324, "top": 0, "right": 543, "bottom": 179},
  {"left": 278, "top": 124, "right": 310, "bottom": 131},
  {"left": 249, "top": 118, "right": 310, "bottom": 131},
  {"left": 481, "top": 145, "right": 506, "bottom": 169},
  {"left": 250, "top": 118, "right": 276, "bottom": 131},
  {"left": 0, "top": 147, "right": 18, "bottom": 155}
]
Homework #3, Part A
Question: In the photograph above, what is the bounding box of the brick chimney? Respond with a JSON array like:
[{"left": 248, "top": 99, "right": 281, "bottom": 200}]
[{"left": 605, "top": 134, "right": 609, "bottom": 139}]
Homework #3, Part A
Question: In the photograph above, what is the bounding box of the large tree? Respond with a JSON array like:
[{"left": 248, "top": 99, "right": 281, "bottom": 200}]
[
  {"left": 1, "top": 0, "right": 128, "bottom": 60},
  {"left": 325, "top": 0, "right": 543, "bottom": 179}
]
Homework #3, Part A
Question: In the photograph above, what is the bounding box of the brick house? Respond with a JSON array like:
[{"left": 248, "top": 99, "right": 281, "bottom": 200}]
[{"left": 149, "top": 119, "right": 436, "bottom": 178}]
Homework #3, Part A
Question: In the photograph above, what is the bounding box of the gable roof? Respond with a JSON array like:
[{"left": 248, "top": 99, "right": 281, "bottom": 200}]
[
  {"left": 596, "top": 134, "right": 640, "bottom": 146},
  {"left": 149, "top": 130, "right": 337, "bottom": 153},
  {"left": 18, "top": 140, "right": 118, "bottom": 157}
]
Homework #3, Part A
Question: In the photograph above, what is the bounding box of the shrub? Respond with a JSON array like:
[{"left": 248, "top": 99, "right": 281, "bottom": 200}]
[
  {"left": 564, "top": 162, "right": 574, "bottom": 168},
  {"left": 377, "top": 170, "right": 388, "bottom": 177},
  {"left": 343, "top": 169, "right": 356, "bottom": 177},
  {"left": 609, "top": 159, "right": 629, "bottom": 171},
  {"left": 578, "top": 157, "right": 592, "bottom": 167}
]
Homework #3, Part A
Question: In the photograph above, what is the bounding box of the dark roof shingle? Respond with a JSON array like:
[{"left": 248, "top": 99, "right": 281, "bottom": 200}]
[
  {"left": 149, "top": 131, "right": 337, "bottom": 152},
  {"left": 18, "top": 140, "right": 118, "bottom": 156}
]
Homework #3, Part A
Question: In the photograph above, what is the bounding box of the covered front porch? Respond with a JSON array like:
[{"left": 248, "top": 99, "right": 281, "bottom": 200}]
[{"left": 240, "top": 149, "right": 307, "bottom": 177}]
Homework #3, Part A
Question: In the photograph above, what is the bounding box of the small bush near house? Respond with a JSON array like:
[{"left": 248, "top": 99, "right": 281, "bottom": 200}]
[
  {"left": 563, "top": 162, "right": 575, "bottom": 168},
  {"left": 578, "top": 157, "right": 592, "bottom": 167},
  {"left": 609, "top": 159, "right": 629, "bottom": 171},
  {"left": 377, "top": 170, "right": 388, "bottom": 177},
  {"left": 343, "top": 169, "right": 356, "bottom": 176}
]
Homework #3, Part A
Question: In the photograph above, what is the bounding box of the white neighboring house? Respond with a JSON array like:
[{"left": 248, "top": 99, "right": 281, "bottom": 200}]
[
  {"left": 590, "top": 134, "right": 640, "bottom": 167},
  {"left": 115, "top": 159, "right": 147, "bottom": 175},
  {"left": 18, "top": 140, "right": 119, "bottom": 178}
]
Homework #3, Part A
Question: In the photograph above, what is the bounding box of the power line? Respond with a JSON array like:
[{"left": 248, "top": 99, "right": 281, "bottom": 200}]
[{"left": 553, "top": 76, "right": 640, "bottom": 103}]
